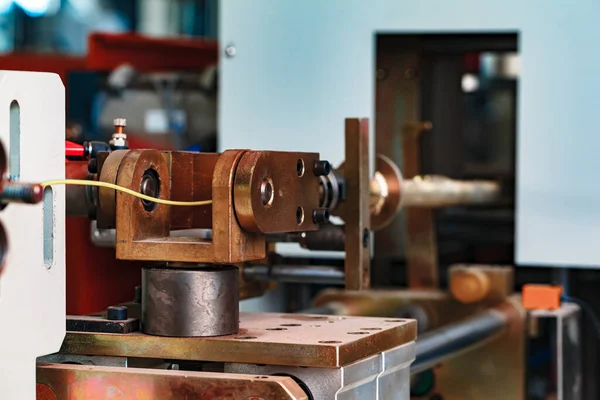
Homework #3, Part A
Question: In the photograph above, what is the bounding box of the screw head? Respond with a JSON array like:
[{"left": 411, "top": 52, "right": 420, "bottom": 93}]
[
  {"left": 312, "top": 208, "right": 331, "bottom": 224},
  {"left": 225, "top": 45, "right": 237, "bottom": 57},
  {"left": 313, "top": 160, "right": 331, "bottom": 177},
  {"left": 107, "top": 305, "right": 128, "bottom": 321}
]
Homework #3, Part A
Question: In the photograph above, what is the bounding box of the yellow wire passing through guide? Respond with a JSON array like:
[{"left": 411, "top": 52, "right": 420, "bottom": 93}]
[{"left": 41, "top": 179, "right": 212, "bottom": 207}]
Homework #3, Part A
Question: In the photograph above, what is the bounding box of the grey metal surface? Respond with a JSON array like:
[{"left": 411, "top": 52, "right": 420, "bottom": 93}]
[
  {"left": 530, "top": 303, "right": 582, "bottom": 400},
  {"left": 412, "top": 308, "right": 507, "bottom": 373},
  {"left": 225, "top": 342, "right": 415, "bottom": 399},
  {"left": 142, "top": 266, "right": 239, "bottom": 337},
  {"left": 243, "top": 264, "right": 345, "bottom": 285}
]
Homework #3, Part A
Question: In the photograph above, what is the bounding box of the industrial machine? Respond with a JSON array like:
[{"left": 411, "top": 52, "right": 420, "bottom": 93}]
[{"left": 0, "top": 67, "right": 578, "bottom": 399}]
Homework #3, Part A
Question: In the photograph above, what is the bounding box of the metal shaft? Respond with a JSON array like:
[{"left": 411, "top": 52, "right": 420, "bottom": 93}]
[
  {"left": 411, "top": 308, "right": 507, "bottom": 373},
  {"left": 243, "top": 264, "right": 345, "bottom": 286},
  {"left": 142, "top": 265, "right": 239, "bottom": 337},
  {"left": 402, "top": 176, "right": 500, "bottom": 208}
]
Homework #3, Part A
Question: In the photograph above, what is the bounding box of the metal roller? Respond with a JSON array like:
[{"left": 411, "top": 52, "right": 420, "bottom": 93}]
[{"left": 142, "top": 265, "right": 239, "bottom": 337}]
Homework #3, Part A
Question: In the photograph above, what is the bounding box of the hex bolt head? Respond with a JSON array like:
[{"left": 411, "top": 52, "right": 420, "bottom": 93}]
[
  {"left": 107, "top": 305, "right": 128, "bottom": 321},
  {"left": 313, "top": 160, "right": 331, "bottom": 176},
  {"left": 113, "top": 118, "right": 127, "bottom": 128},
  {"left": 362, "top": 228, "right": 370, "bottom": 248},
  {"left": 312, "top": 208, "right": 331, "bottom": 224}
]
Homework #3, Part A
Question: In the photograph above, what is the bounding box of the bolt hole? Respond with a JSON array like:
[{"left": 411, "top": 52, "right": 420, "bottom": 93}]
[
  {"left": 297, "top": 158, "right": 305, "bottom": 177},
  {"left": 348, "top": 331, "right": 369, "bottom": 335},
  {"left": 296, "top": 207, "right": 304, "bottom": 225},
  {"left": 319, "top": 340, "right": 342, "bottom": 344},
  {"left": 267, "top": 327, "right": 287, "bottom": 331},
  {"left": 260, "top": 177, "right": 274, "bottom": 207},
  {"left": 280, "top": 323, "right": 301, "bottom": 327},
  {"left": 360, "top": 327, "right": 382, "bottom": 330},
  {"left": 310, "top": 325, "right": 321, "bottom": 327},
  {"left": 235, "top": 336, "right": 257, "bottom": 340},
  {"left": 385, "top": 319, "right": 404, "bottom": 323},
  {"left": 255, "top": 376, "right": 269, "bottom": 379},
  {"left": 327, "top": 320, "right": 335, "bottom": 323}
]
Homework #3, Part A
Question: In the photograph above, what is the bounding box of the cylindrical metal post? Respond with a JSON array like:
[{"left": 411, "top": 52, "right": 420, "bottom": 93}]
[{"left": 142, "top": 265, "right": 239, "bottom": 337}]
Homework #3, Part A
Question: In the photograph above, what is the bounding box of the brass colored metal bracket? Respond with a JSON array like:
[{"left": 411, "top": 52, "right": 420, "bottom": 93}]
[{"left": 60, "top": 312, "right": 416, "bottom": 369}]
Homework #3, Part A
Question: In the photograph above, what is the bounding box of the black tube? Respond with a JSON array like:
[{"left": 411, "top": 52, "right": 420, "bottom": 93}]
[
  {"left": 243, "top": 265, "right": 344, "bottom": 286},
  {"left": 411, "top": 309, "right": 507, "bottom": 374}
]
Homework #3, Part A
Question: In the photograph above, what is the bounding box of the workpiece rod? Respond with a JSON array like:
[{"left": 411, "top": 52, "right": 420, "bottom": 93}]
[{"left": 403, "top": 177, "right": 500, "bottom": 208}]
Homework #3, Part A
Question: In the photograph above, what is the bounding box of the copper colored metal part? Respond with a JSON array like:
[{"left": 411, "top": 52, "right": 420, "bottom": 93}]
[
  {"left": 415, "top": 298, "right": 526, "bottom": 400},
  {"left": 37, "top": 363, "right": 308, "bottom": 400},
  {"left": 36, "top": 383, "right": 57, "bottom": 400},
  {"left": 370, "top": 154, "right": 403, "bottom": 231},
  {"left": 109, "top": 150, "right": 264, "bottom": 263},
  {"left": 98, "top": 149, "right": 321, "bottom": 264},
  {"left": 97, "top": 150, "right": 128, "bottom": 229},
  {"left": 402, "top": 121, "right": 438, "bottom": 289},
  {"left": 61, "top": 312, "right": 416, "bottom": 368},
  {"left": 166, "top": 151, "right": 218, "bottom": 230},
  {"left": 338, "top": 118, "right": 371, "bottom": 290},
  {"left": 233, "top": 151, "right": 320, "bottom": 233},
  {"left": 449, "top": 264, "right": 514, "bottom": 305}
]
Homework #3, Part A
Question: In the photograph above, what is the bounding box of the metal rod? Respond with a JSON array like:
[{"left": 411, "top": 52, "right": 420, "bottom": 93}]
[
  {"left": 243, "top": 265, "right": 345, "bottom": 286},
  {"left": 402, "top": 176, "right": 501, "bottom": 208},
  {"left": 411, "top": 308, "right": 507, "bottom": 374}
]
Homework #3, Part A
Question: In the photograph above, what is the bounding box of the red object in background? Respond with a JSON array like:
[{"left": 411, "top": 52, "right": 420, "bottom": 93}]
[
  {"left": 65, "top": 140, "right": 85, "bottom": 159},
  {"left": 463, "top": 52, "right": 481, "bottom": 74},
  {"left": 87, "top": 33, "right": 218, "bottom": 72},
  {"left": 66, "top": 218, "right": 142, "bottom": 315},
  {"left": 0, "top": 53, "right": 85, "bottom": 85}
]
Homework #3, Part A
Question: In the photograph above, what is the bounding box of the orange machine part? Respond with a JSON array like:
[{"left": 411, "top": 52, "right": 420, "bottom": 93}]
[{"left": 522, "top": 284, "right": 563, "bottom": 310}]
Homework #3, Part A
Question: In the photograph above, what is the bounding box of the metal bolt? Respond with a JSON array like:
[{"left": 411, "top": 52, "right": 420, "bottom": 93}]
[
  {"left": 110, "top": 118, "right": 128, "bottom": 149},
  {"left": 312, "top": 208, "right": 330, "bottom": 224},
  {"left": 404, "top": 67, "right": 417, "bottom": 80},
  {"left": 225, "top": 45, "right": 237, "bottom": 57},
  {"left": 376, "top": 68, "right": 388, "bottom": 81},
  {"left": 0, "top": 182, "right": 44, "bottom": 204},
  {"left": 313, "top": 160, "right": 331, "bottom": 177},
  {"left": 113, "top": 118, "right": 127, "bottom": 129},
  {"left": 107, "top": 306, "right": 128, "bottom": 321},
  {"left": 362, "top": 228, "right": 369, "bottom": 248}
]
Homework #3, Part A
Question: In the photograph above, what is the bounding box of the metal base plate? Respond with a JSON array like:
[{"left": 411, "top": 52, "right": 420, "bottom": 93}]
[{"left": 61, "top": 312, "right": 416, "bottom": 368}]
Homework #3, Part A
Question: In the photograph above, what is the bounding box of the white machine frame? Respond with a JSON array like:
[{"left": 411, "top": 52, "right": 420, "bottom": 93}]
[{"left": 0, "top": 71, "right": 65, "bottom": 399}]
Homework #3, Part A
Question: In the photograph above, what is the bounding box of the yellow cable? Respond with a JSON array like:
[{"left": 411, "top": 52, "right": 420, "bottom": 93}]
[{"left": 41, "top": 179, "right": 212, "bottom": 207}]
